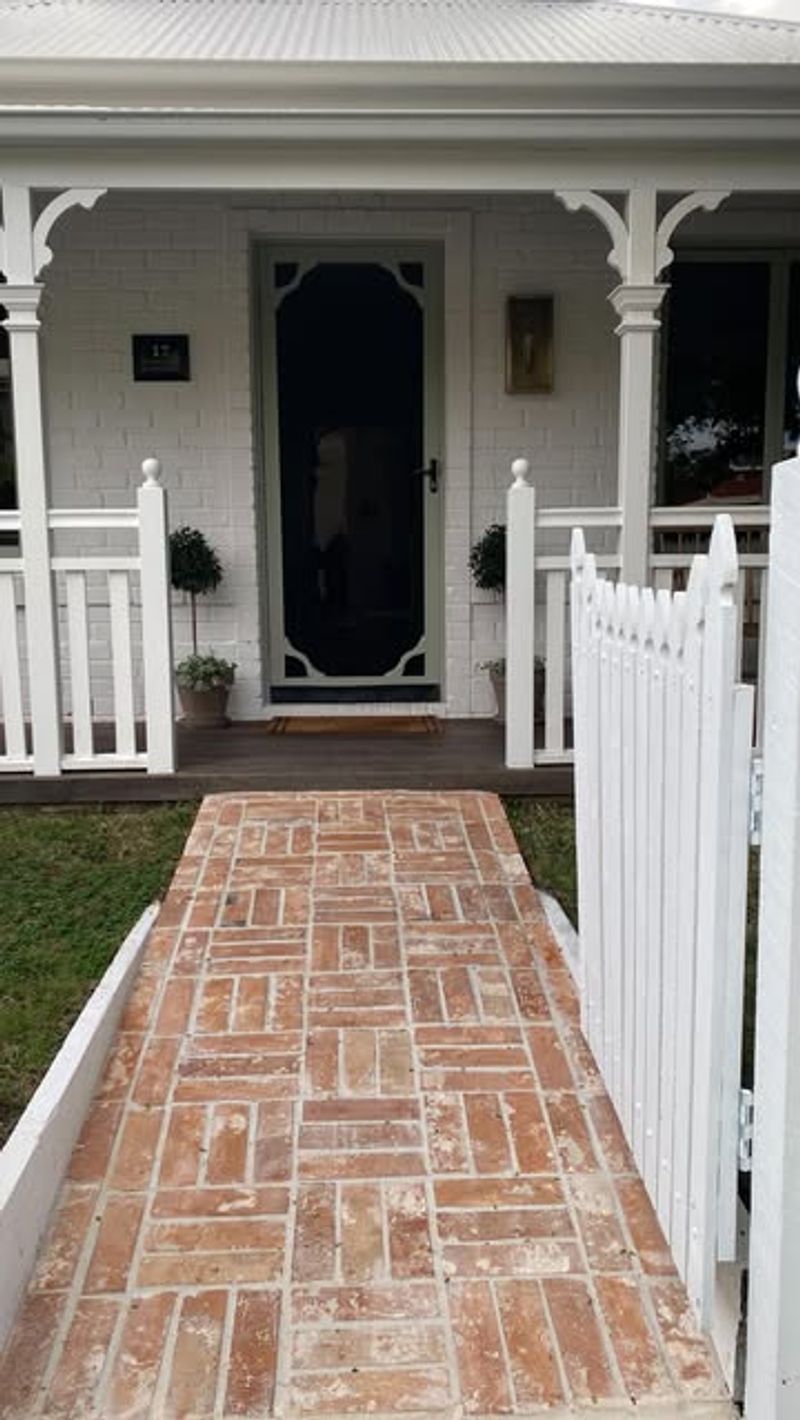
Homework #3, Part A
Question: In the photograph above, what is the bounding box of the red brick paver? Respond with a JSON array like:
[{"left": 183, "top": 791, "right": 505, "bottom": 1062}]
[{"left": 0, "top": 792, "right": 732, "bottom": 1417}]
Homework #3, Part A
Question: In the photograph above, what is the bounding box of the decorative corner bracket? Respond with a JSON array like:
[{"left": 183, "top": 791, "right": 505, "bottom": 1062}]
[
  {"left": 555, "top": 190, "right": 629, "bottom": 280},
  {"left": 32, "top": 188, "right": 107, "bottom": 278},
  {"left": 556, "top": 188, "right": 731, "bottom": 285},
  {"left": 654, "top": 190, "right": 730, "bottom": 278}
]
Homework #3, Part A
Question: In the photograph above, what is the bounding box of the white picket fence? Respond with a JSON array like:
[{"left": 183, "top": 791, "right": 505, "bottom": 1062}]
[
  {"left": 504, "top": 459, "right": 770, "bottom": 769},
  {"left": 0, "top": 459, "right": 174, "bottom": 775},
  {"left": 570, "top": 514, "right": 754, "bottom": 1326}
]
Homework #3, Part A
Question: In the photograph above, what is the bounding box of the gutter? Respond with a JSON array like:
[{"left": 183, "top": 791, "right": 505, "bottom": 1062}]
[
  {"left": 0, "top": 57, "right": 798, "bottom": 113},
  {"left": 0, "top": 100, "right": 800, "bottom": 148}
]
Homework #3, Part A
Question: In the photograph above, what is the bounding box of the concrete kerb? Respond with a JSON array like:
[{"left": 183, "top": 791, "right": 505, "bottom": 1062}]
[{"left": 0, "top": 901, "right": 159, "bottom": 1348}]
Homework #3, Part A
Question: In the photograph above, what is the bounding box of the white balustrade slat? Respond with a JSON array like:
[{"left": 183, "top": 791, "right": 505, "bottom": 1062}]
[
  {"left": 620, "top": 584, "right": 638, "bottom": 1141},
  {"left": 570, "top": 514, "right": 751, "bottom": 1327},
  {"left": 65, "top": 572, "right": 93, "bottom": 761},
  {"left": 544, "top": 571, "right": 566, "bottom": 757},
  {"left": 656, "top": 591, "right": 686, "bottom": 1238},
  {"left": 108, "top": 570, "right": 136, "bottom": 760},
  {"left": 0, "top": 575, "right": 27, "bottom": 762},
  {"left": 643, "top": 592, "right": 668, "bottom": 1201},
  {"left": 671, "top": 558, "right": 706, "bottom": 1282},
  {"left": 735, "top": 568, "right": 746, "bottom": 679},
  {"left": 687, "top": 517, "right": 741, "bottom": 1317},
  {"left": 653, "top": 568, "right": 673, "bottom": 594},
  {"left": 717, "top": 682, "right": 754, "bottom": 1263},
  {"left": 603, "top": 584, "right": 624, "bottom": 1100},
  {"left": 755, "top": 570, "right": 769, "bottom": 748},
  {"left": 631, "top": 589, "right": 652, "bottom": 1173}
]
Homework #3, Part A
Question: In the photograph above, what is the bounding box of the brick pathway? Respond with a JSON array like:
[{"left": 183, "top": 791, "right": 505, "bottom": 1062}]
[{"left": 0, "top": 792, "right": 731, "bottom": 1418}]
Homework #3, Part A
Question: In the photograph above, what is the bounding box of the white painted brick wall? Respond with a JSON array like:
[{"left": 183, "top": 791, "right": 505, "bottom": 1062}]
[{"left": 40, "top": 191, "right": 620, "bottom": 718}]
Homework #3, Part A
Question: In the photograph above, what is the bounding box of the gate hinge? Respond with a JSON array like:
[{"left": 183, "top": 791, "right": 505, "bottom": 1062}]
[
  {"left": 738, "top": 1088, "right": 754, "bottom": 1173},
  {"left": 749, "top": 755, "right": 764, "bottom": 846}
]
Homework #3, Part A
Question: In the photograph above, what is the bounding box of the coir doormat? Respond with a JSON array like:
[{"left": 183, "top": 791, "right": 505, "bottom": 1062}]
[{"left": 267, "top": 715, "right": 442, "bottom": 736}]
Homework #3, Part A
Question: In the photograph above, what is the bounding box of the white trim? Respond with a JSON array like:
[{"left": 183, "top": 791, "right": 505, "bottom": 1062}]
[
  {"left": 243, "top": 206, "right": 472, "bottom": 714},
  {"left": 0, "top": 902, "right": 158, "bottom": 1349}
]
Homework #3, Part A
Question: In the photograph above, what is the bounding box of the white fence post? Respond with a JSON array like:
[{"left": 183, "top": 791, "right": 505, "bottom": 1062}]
[
  {"left": 505, "top": 459, "right": 535, "bottom": 769},
  {"left": 3, "top": 282, "right": 62, "bottom": 776},
  {"left": 137, "top": 459, "right": 175, "bottom": 774},
  {"left": 746, "top": 455, "right": 800, "bottom": 1420}
]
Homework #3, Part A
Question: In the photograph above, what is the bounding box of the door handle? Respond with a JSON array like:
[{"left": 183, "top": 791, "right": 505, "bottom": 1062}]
[{"left": 413, "top": 458, "right": 440, "bottom": 493}]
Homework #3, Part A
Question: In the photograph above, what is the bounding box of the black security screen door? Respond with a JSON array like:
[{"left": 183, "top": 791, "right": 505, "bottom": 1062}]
[{"left": 274, "top": 261, "right": 425, "bottom": 680}]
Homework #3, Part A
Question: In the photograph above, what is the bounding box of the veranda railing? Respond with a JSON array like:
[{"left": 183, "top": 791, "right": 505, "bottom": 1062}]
[
  {"left": 0, "top": 459, "right": 174, "bottom": 776},
  {"left": 504, "top": 457, "right": 770, "bottom": 768}
]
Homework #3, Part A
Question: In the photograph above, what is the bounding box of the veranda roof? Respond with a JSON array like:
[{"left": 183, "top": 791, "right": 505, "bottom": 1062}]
[{"left": 0, "top": 0, "right": 798, "bottom": 67}]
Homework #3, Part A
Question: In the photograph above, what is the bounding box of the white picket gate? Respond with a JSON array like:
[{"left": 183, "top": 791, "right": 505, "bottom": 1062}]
[{"left": 570, "top": 514, "right": 753, "bottom": 1325}]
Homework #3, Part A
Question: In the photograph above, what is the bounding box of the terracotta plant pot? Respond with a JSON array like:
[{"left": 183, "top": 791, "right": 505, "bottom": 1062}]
[
  {"left": 177, "top": 683, "right": 231, "bottom": 728},
  {"left": 489, "top": 664, "right": 546, "bottom": 726}
]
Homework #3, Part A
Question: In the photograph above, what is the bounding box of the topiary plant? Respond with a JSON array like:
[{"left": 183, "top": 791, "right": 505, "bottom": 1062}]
[
  {"left": 169, "top": 526, "right": 223, "bottom": 654},
  {"left": 175, "top": 652, "right": 236, "bottom": 692},
  {"left": 469, "top": 522, "right": 506, "bottom": 594}
]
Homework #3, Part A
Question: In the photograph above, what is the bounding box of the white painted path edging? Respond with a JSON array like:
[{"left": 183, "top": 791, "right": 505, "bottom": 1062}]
[{"left": 0, "top": 900, "right": 159, "bottom": 1348}]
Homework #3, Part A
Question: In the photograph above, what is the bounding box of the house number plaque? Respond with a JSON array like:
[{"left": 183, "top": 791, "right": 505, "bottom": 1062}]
[{"left": 132, "top": 334, "right": 190, "bottom": 382}]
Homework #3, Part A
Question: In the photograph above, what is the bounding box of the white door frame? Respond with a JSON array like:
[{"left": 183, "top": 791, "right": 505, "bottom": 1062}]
[{"left": 245, "top": 208, "right": 473, "bottom": 713}]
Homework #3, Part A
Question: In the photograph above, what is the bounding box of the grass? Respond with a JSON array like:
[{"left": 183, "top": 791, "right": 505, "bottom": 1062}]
[
  {"left": 0, "top": 804, "right": 196, "bottom": 1146},
  {"left": 503, "top": 797, "right": 577, "bottom": 926}
]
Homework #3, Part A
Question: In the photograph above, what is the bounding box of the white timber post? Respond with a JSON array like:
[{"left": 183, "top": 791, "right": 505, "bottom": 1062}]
[
  {"left": 505, "top": 457, "right": 536, "bottom": 769},
  {"left": 138, "top": 458, "right": 176, "bottom": 774},
  {"left": 1, "top": 186, "right": 61, "bottom": 774},
  {"left": 745, "top": 451, "right": 800, "bottom": 1420},
  {"left": 611, "top": 187, "right": 663, "bottom": 586},
  {"left": 555, "top": 186, "right": 729, "bottom": 586},
  {"left": 0, "top": 181, "right": 106, "bottom": 777}
]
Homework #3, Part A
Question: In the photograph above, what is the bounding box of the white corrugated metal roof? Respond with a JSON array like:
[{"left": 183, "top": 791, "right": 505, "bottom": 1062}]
[{"left": 0, "top": 0, "right": 798, "bottom": 66}]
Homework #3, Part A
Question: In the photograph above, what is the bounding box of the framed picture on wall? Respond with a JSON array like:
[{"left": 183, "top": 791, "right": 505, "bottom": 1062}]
[{"left": 505, "top": 296, "right": 554, "bottom": 394}]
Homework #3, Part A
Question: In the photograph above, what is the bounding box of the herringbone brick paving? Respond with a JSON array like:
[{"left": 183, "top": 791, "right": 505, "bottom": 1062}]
[{"left": 0, "top": 792, "right": 731, "bottom": 1417}]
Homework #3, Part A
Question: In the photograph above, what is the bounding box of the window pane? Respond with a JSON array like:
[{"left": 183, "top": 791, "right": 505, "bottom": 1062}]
[
  {"left": 783, "top": 263, "right": 800, "bottom": 459},
  {"left": 662, "top": 262, "right": 770, "bottom": 504}
]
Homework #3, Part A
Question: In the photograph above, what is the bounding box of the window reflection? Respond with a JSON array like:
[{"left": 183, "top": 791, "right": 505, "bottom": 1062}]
[{"left": 662, "top": 262, "right": 770, "bottom": 505}]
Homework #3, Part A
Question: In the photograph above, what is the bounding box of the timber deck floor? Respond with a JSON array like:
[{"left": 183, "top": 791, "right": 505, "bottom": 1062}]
[{"left": 0, "top": 721, "right": 573, "bottom": 805}]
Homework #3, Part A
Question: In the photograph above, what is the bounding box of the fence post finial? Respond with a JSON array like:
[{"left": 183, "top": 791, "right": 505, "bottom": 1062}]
[
  {"left": 510, "top": 457, "right": 531, "bottom": 489},
  {"left": 141, "top": 457, "right": 162, "bottom": 487},
  {"left": 570, "top": 526, "right": 587, "bottom": 575}
]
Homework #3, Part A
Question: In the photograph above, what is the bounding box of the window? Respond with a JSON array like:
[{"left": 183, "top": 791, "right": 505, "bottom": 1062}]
[{"left": 660, "top": 255, "right": 800, "bottom": 505}]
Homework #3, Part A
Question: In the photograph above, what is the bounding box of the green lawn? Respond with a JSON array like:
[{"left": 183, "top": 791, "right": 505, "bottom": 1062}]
[
  {"left": 503, "top": 797, "right": 578, "bottom": 926},
  {"left": 0, "top": 804, "right": 195, "bottom": 1145}
]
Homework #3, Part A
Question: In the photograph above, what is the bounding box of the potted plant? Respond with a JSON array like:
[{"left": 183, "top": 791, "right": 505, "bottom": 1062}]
[
  {"left": 174, "top": 651, "right": 236, "bottom": 727},
  {"left": 470, "top": 522, "right": 544, "bottom": 723},
  {"left": 169, "top": 527, "right": 235, "bottom": 725}
]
